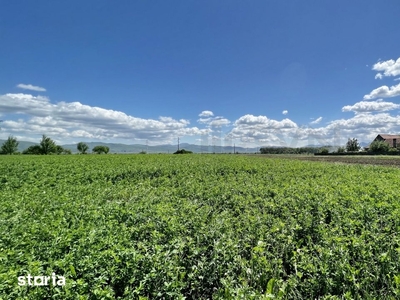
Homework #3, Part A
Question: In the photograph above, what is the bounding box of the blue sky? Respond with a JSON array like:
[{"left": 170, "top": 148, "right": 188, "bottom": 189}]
[{"left": 1, "top": 1, "right": 400, "bottom": 147}]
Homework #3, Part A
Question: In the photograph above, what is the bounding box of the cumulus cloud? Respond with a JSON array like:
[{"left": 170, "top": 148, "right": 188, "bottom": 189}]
[
  {"left": 226, "top": 109, "right": 400, "bottom": 148},
  {"left": 363, "top": 83, "right": 400, "bottom": 100},
  {"left": 197, "top": 111, "right": 230, "bottom": 128},
  {"left": 199, "top": 110, "right": 214, "bottom": 117},
  {"left": 342, "top": 100, "right": 400, "bottom": 114},
  {"left": 328, "top": 113, "right": 400, "bottom": 134},
  {"left": 226, "top": 114, "right": 299, "bottom": 147},
  {"left": 282, "top": 110, "right": 288, "bottom": 115},
  {"left": 0, "top": 93, "right": 208, "bottom": 144},
  {"left": 197, "top": 118, "right": 212, "bottom": 124},
  {"left": 310, "top": 117, "right": 323, "bottom": 125},
  {"left": 16, "top": 84, "right": 46, "bottom": 92},
  {"left": 375, "top": 73, "right": 383, "bottom": 80},
  {"left": 209, "top": 117, "right": 231, "bottom": 127},
  {"left": 234, "top": 115, "right": 297, "bottom": 128},
  {"left": 372, "top": 57, "right": 400, "bottom": 78}
]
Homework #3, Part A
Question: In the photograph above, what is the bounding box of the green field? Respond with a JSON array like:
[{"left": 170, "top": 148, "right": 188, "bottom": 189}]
[{"left": 1, "top": 154, "right": 400, "bottom": 299}]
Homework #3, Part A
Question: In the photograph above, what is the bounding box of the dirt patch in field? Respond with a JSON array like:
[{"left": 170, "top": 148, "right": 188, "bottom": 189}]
[
  {"left": 251, "top": 155, "right": 400, "bottom": 168},
  {"left": 293, "top": 156, "right": 400, "bottom": 167}
]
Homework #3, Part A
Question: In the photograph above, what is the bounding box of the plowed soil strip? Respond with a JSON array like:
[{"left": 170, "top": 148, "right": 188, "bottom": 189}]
[{"left": 253, "top": 154, "right": 400, "bottom": 167}]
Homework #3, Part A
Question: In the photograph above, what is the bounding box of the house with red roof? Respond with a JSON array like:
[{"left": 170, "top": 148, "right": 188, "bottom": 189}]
[{"left": 367, "top": 134, "right": 400, "bottom": 150}]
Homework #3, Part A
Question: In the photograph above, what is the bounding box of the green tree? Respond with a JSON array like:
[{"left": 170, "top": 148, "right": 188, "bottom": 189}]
[
  {"left": 0, "top": 135, "right": 19, "bottom": 155},
  {"left": 55, "top": 145, "right": 65, "bottom": 155},
  {"left": 77, "top": 142, "right": 89, "bottom": 154},
  {"left": 319, "top": 148, "right": 329, "bottom": 154},
  {"left": 40, "top": 135, "right": 57, "bottom": 154},
  {"left": 346, "top": 138, "right": 360, "bottom": 152},
  {"left": 92, "top": 145, "right": 109, "bottom": 154},
  {"left": 22, "top": 145, "right": 42, "bottom": 155},
  {"left": 369, "top": 140, "right": 389, "bottom": 153},
  {"left": 337, "top": 146, "right": 345, "bottom": 153},
  {"left": 62, "top": 148, "right": 72, "bottom": 155}
]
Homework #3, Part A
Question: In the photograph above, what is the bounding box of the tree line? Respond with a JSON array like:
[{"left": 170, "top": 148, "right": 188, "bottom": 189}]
[
  {"left": 259, "top": 147, "right": 323, "bottom": 154},
  {"left": 321, "top": 138, "right": 399, "bottom": 155},
  {"left": 340, "top": 138, "right": 399, "bottom": 154},
  {"left": 0, "top": 135, "right": 110, "bottom": 155},
  {"left": 260, "top": 138, "right": 400, "bottom": 155}
]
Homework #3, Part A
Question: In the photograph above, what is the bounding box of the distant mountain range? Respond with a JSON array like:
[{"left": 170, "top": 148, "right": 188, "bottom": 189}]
[
  {"left": 61, "top": 142, "right": 269, "bottom": 154},
  {"left": 1, "top": 139, "right": 367, "bottom": 154},
  {"left": 0, "top": 140, "right": 260, "bottom": 154}
]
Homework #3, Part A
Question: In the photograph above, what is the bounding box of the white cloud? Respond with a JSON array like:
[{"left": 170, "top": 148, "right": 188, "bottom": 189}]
[
  {"left": 372, "top": 57, "right": 400, "bottom": 78},
  {"left": 199, "top": 110, "right": 214, "bottom": 117},
  {"left": 328, "top": 113, "right": 400, "bottom": 134},
  {"left": 0, "top": 93, "right": 209, "bottom": 144},
  {"left": 234, "top": 115, "right": 297, "bottom": 129},
  {"left": 16, "top": 84, "right": 46, "bottom": 92},
  {"left": 225, "top": 115, "right": 299, "bottom": 147},
  {"left": 225, "top": 109, "right": 400, "bottom": 148},
  {"left": 197, "top": 118, "right": 212, "bottom": 124},
  {"left": 310, "top": 117, "right": 323, "bottom": 124},
  {"left": 375, "top": 73, "right": 383, "bottom": 80},
  {"left": 209, "top": 117, "right": 230, "bottom": 127},
  {"left": 395, "top": 78, "right": 400, "bottom": 81},
  {"left": 197, "top": 112, "right": 230, "bottom": 128},
  {"left": 282, "top": 110, "right": 288, "bottom": 115},
  {"left": 363, "top": 83, "right": 400, "bottom": 100},
  {"left": 342, "top": 100, "right": 400, "bottom": 114}
]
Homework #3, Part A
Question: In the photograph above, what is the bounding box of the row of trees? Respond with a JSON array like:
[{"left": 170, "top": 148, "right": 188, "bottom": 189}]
[
  {"left": 334, "top": 138, "right": 398, "bottom": 154},
  {"left": 0, "top": 135, "right": 110, "bottom": 155},
  {"left": 260, "top": 138, "right": 399, "bottom": 155},
  {"left": 77, "top": 142, "right": 109, "bottom": 154},
  {"left": 259, "top": 147, "right": 323, "bottom": 154}
]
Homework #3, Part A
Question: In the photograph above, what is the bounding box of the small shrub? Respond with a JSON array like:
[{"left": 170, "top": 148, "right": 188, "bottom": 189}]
[
  {"left": 319, "top": 148, "right": 329, "bottom": 154},
  {"left": 369, "top": 141, "right": 389, "bottom": 154},
  {"left": 173, "top": 149, "right": 193, "bottom": 154},
  {"left": 337, "top": 146, "right": 345, "bottom": 153}
]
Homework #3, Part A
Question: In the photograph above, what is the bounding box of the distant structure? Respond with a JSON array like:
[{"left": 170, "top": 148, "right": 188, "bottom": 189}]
[{"left": 367, "top": 134, "right": 400, "bottom": 149}]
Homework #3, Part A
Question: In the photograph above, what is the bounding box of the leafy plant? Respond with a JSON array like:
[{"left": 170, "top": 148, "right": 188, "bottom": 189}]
[{"left": 1, "top": 155, "right": 400, "bottom": 299}]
